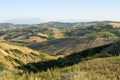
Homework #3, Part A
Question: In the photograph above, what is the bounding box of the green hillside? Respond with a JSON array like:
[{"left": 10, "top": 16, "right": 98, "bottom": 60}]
[
  {"left": 0, "top": 40, "right": 120, "bottom": 80},
  {"left": 0, "top": 42, "right": 55, "bottom": 71},
  {"left": 0, "top": 56, "right": 120, "bottom": 80},
  {"left": 0, "top": 21, "right": 120, "bottom": 80},
  {"left": 0, "top": 27, "right": 64, "bottom": 42},
  {"left": 85, "top": 31, "right": 117, "bottom": 38},
  {"left": 1, "top": 21, "right": 120, "bottom": 41}
]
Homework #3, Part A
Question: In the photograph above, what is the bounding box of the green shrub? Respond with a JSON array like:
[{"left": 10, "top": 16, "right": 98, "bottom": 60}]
[
  {"left": 99, "top": 53, "right": 113, "bottom": 58},
  {"left": 4, "top": 56, "right": 14, "bottom": 61},
  {"left": 85, "top": 31, "right": 117, "bottom": 38},
  {"left": 0, "top": 62, "right": 6, "bottom": 71},
  {"left": 10, "top": 49, "right": 23, "bottom": 54},
  {"left": 4, "top": 56, "right": 24, "bottom": 65},
  {"left": 14, "top": 58, "right": 24, "bottom": 65}
]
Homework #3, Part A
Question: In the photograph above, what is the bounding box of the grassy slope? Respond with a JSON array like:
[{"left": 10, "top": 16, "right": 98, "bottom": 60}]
[
  {"left": 85, "top": 31, "right": 117, "bottom": 38},
  {"left": 19, "top": 43, "right": 114, "bottom": 72},
  {"left": 0, "top": 41, "right": 120, "bottom": 80},
  {"left": 0, "top": 27, "right": 64, "bottom": 42},
  {"left": 0, "top": 42, "right": 55, "bottom": 71},
  {"left": 0, "top": 56, "right": 119, "bottom": 80},
  {"left": 110, "top": 22, "right": 120, "bottom": 28}
]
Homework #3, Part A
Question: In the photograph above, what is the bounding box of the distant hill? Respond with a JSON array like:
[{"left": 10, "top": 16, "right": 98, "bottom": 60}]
[
  {"left": 0, "top": 23, "right": 30, "bottom": 31},
  {"left": 0, "top": 23, "right": 17, "bottom": 31},
  {"left": 0, "top": 27, "right": 64, "bottom": 42},
  {"left": 0, "top": 21, "right": 119, "bottom": 57},
  {"left": 1, "top": 21, "right": 120, "bottom": 30},
  {"left": 110, "top": 22, "right": 120, "bottom": 28},
  {"left": 0, "top": 21, "right": 120, "bottom": 42},
  {"left": 64, "top": 22, "right": 120, "bottom": 37},
  {"left": 35, "top": 21, "right": 120, "bottom": 29},
  {"left": 29, "top": 37, "right": 119, "bottom": 55}
]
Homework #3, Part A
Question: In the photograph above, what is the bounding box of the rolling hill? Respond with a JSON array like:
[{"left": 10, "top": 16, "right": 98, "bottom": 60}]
[
  {"left": 0, "top": 23, "right": 30, "bottom": 31},
  {"left": 18, "top": 40, "right": 120, "bottom": 73},
  {"left": 0, "top": 21, "right": 120, "bottom": 43},
  {"left": 9, "top": 41, "right": 120, "bottom": 80},
  {"left": 0, "top": 38, "right": 120, "bottom": 80},
  {"left": 0, "top": 21, "right": 120, "bottom": 31},
  {"left": 35, "top": 21, "right": 120, "bottom": 29},
  {"left": 0, "top": 42, "right": 55, "bottom": 71},
  {"left": 29, "top": 37, "right": 119, "bottom": 55},
  {"left": 0, "top": 23, "right": 17, "bottom": 31},
  {"left": 0, "top": 27, "right": 64, "bottom": 42}
]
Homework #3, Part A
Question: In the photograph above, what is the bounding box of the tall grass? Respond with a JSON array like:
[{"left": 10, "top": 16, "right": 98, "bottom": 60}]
[{"left": 0, "top": 56, "right": 120, "bottom": 80}]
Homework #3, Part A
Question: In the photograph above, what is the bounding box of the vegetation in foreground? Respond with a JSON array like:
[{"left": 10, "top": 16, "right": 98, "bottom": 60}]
[
  {"left": 0, "top": 56, "right": 120, "bottom": 80},
  {"left": 0, "top": 40, "right": 120, "bottom": 80}
]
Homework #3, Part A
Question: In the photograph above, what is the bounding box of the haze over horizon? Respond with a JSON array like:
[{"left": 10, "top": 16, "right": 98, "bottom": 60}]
[{"left": 0, "top": 0, "right": 120, "bottom": 24}]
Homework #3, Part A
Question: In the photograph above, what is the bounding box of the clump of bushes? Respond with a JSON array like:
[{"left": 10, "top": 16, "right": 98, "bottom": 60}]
[
  {"left": 4, "top": 56, "right": 24, "bottom": 65},
  {"left": 0, "top": 62, "right": 6, "bottom": 71},
  {"left": 10, "top": 49, "right": 23, "bottom": 54},
  {"left": 85, "top": 31, "right": 117, "bottom": 38}
]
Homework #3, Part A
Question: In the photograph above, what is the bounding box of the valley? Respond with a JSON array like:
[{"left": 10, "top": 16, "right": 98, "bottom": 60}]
[
  {"left": 1, "top": 0, "right": 120, "bottom": 79},
  {"left": 0, "top": 21, "right": 120, "bottom": 80}
]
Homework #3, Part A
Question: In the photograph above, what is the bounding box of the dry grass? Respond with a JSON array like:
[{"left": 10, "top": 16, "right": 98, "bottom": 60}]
[
  {"left": 0, "top": 42, "right": 56, "bottom": 71},
  {"left": 0, "top": 56, "right": 120, "bottom": 80},
  {"left": 110, "top": 23, "right": 120, "bottom": 28}
]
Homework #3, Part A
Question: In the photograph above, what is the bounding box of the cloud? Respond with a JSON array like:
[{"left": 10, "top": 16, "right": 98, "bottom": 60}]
[
  {"left": 5, "top": 17, "right": 45, "bottom": 24},
  {"left": 56, "top": 18, "right": 93, "bottom": 22},
  {"left": 0, "top": 19, "right": 5, "bottom": 23}
]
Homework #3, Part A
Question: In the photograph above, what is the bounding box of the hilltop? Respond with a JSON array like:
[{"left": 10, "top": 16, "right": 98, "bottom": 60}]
[{"left": 1, "top": 21, "right": 120, "bottom": 30}]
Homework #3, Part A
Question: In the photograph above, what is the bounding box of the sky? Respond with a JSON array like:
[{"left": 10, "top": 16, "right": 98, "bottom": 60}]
[{"left": 0, "top": 0, "right": 120, "bottom": 23}]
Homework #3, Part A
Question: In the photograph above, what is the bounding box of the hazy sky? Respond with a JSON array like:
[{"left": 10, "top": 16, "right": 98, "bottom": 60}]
[{"left": 0, "top": 0, "right": 120, "bottom": 22}]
